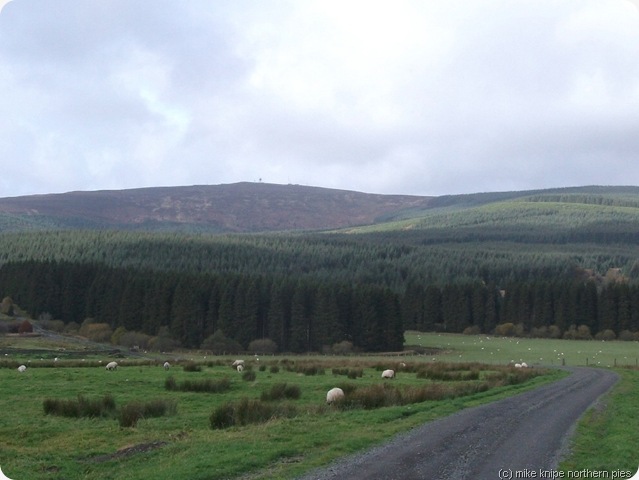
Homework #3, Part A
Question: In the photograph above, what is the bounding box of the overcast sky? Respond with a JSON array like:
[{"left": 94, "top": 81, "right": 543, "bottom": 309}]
[{"left": 1, "top": 0, "right": 638, "bottom": 198}]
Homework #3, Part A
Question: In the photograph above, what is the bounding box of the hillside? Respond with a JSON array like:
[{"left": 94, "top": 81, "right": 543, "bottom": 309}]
[
  {"left": 1, "top": 182, "right": 638, "bottom": 235},
  {"left": 2, "top": 183, "right": 639, "bottom": 352},
  {"left": 0, "top": 182, "right": 433, "bottom": 233}
]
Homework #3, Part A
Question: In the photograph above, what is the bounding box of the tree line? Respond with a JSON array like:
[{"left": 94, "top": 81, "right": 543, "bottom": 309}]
[
  {"left": 2, "top": 260, "right": 639, "bottom": 353},
  {"left": 0, "top": 261, "right": 403, "bottom": 352}
]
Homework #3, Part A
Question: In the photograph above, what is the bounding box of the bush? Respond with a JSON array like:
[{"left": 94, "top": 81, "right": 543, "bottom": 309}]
[
  {"left": 462, "top": 326, "right": 481, "bottom": 335},
  {"left": 595, "top": 329, "right": 616, "bottom": 341},
  {"left": 242, "top": 370, "right": 256, "bottom": 382},
  {"left": 18, "top": 320, "right": 33, "bottom": 334},
  {"left": 269, "top": 365, "right": 280, "bottom": 374},
  {"left": 200, "top": 330, "right": 243, "bottom": 354},
  {"left": 247, "top": 338, "right": 278, "bottom": 355},
  {"left": 618, "top": 330, "right": 638, "bottom": 341},
  {"left": 494, "top": 323, "right": 515, "bottom": 337},
  {"left": 331, "top": 341, "right": 354, "bottom": 355}
]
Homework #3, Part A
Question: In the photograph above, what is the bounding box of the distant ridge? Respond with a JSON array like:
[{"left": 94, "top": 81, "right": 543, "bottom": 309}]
[
  {"left": 0, "top": 182, "right": 434, "bottom": 233},
  {"left": 0, "top": 183, "right": 637, "bottom": 234}
]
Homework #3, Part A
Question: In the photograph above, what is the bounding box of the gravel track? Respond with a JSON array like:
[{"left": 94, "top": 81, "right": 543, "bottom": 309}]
[{"left": 297, "top": 367, "right": 618, "bottom": 480}]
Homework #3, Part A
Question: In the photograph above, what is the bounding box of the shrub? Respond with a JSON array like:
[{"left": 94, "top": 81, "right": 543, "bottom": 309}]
[
  {"left": 595, "top": 329, "right": 616, "bottom": 341},
  {"left": 200, "top": 330, "right": 243, "bottom": 354},
  {"left": 18, "top": 320, "right": 33, "bottom": 334},
  {"left": 462, "top": 325, "right": 481, "bottom": 335},
  {"left": 494, "top": 323, "right": 515, "bottom": 337},
  {"left": 242, "top": 370, "right": 256, "bottom": 382},
  {"left": 269, "top": 365, "right": 280, "bottom": 374},
  {"left": 331, "top": 341, "right": 354, "bottom": 355},
  {"left": 618, "top": 330, "right": 637, "bottom": 341},
  {"left": 247, "top": 338, "right": 278, "bottom": 355}
]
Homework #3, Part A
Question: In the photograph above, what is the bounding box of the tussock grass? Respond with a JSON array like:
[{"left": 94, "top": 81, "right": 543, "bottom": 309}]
[
  {"left": 210, "top": 398, "right": 298, "bottom": 429},
  {"left": 260, "top": 383, "right": 302, "bottom": 401},
  {"left": 118, "top": 398, "right": 177, "bottom": 427},
  {"left": 43, "top": 394, "right": 116, "bottom": 418},
  {"left": 165, "top": 375, "right": 231, "bottom": 393}
]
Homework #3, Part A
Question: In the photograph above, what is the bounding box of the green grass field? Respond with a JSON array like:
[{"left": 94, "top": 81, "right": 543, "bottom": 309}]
[
  {"left": 405, "top": 331, "right": 639, "bottom": 368},
  {"left": 0, "top": 351, "right": 561, "bottom": 480},
  {"left": 1, "top": 332, "right": 637, "bottom": 479}
]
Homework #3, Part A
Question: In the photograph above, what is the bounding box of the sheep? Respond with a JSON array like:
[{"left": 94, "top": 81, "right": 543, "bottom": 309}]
[
  {"left": 326, "top": 387, "right": 345, "bottom": 404},
  {"left": 381, "top": 369, "right": 395, "bottom": 379},
  {"left": 237, "top": 364, "right": 244, "bottom": 372},
  {"left": 163, "top": 361, "right": 171, "bottom": 370},
  {"left": 514, "top": 363, "right": 522, "bottom": 368},
  {"left": 231, "top": 359, "right": 245, "bottom": 367},
  {"left": 105, "top": 361, "right": 118, "bottom": 371},
  {"left": 17, "top": 365, "right": 26, "bottom": 373},
  {"left": 521, "top": 362, "right": 528, "bottom": 368}
]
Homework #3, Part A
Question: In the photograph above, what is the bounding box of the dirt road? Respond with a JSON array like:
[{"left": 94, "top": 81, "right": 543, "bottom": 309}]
[{"left": 298, "top": 367, "right": 618, "bottom": 480}]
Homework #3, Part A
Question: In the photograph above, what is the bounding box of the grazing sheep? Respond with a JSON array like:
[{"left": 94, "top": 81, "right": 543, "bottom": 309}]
[
  {"left": 514, "top": 363, "right": 522, "bottom": 368},
  {"left": 237, "top": 364, "right": 244, "bottom": 372},
  {"left": 231, "top": 359, "right": 245, "bottom": 367},
  {"left": 163, "top": 361, "right": 171, "bottom": 370},
  {"left": 326, "top": 387, "right": 345, "bottom": 404},
  {"left": 105, "top": 361, "right": 118, "bottom": 371},
  {"left": 381, "top": 369, "right": 395, "bottom": 379},
  {"left": 521, "top": 362, "right": 528, "bottom": 368},
  {"left": 17, "top": 365, "right": 26, "bottom": 373}
]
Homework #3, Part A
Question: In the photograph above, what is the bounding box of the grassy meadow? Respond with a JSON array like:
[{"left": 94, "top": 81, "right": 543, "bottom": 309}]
[
  {"left": 0, "top": 332, "right": 637, "bottom": 479},
  {"left": 405, "top": 331, "right": 639, "bottom": 368}
]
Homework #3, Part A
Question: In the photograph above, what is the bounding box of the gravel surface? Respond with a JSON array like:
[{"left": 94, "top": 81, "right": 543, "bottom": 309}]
[{"left": 297, "top": 367, "right": 619, "bottom": 480}]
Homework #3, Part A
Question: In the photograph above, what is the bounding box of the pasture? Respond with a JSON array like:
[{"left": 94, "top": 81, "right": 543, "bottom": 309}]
[
  {"left": 0, "top": 352, "right": 561, "bottom": 480},
  {"left": 2, "top": 331, "right": 638, "bottom": 479},
  {"left": 405, "top": 331, "right": 639, "bottom": 367}
]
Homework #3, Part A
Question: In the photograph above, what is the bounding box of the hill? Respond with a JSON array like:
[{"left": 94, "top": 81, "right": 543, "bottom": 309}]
[
  {"left": 1, "top": 182, "right": 638, "bottom": 235},
  {"left": 0, "top": 182, "right": 433, "bottom": 233},
  {"left": 2, "top": 183, "right": 639, "bottom": 352}
]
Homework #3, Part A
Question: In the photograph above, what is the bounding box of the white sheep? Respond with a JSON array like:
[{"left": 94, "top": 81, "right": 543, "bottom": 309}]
[
  {"left": 381, "top": 369, "right": 395, "bottom": 379},
  {"left": 163, "top": 361, "right": 171, "bottom": 370},
  {"left": 17, "top": 365, "right": 27, "bottom": 373},
  {"left": 237, "top": 364, "right": 244, "bottom": 372},
  {"left": 514, "top": 363, "right": 522, "bottom": 368},
  {"left": 231, "top": 359, "right": 245, "bottom": 367},
  {"left": 326, "top": 387, "right": 345, "bottom": 404},
  {"left": 521, "top": 362, "right": 528, "bottom": 368},
  {"left": 105, "top": 361, "right": 118, "bottom": 371}
]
